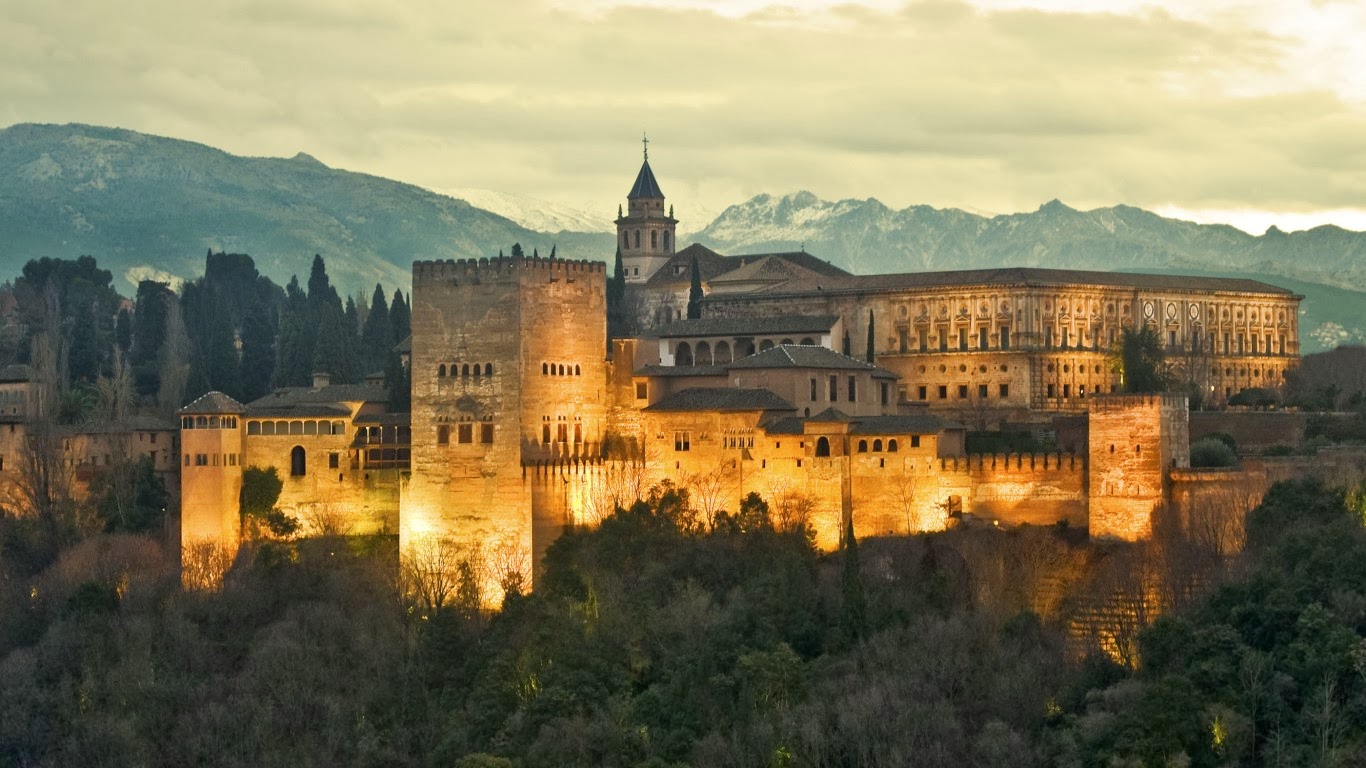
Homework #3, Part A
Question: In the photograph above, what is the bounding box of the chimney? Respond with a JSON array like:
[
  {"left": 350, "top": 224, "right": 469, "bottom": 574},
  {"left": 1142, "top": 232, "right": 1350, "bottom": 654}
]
[{"left": 312, "top": 372, "right": 331, "bottom": 389}]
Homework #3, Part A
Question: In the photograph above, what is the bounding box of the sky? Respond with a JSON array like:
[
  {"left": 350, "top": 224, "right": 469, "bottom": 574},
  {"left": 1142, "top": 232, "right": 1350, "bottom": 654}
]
[{"left": 3, "top": 0, "right": 1365, "bottom": 234}]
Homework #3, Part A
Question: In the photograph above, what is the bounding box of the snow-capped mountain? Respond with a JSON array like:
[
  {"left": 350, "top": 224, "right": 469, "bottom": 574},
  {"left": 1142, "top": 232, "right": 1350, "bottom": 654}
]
[{"left": 442, "top": 188, "right": 614, "bottom": 234}]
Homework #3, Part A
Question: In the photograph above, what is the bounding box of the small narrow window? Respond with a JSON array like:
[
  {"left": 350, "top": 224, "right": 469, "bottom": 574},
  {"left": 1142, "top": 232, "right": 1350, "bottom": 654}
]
[
  {"left": 458, "top": 424, "right": 473, "bottom": 444},
  {"left": 480, "top": 423, "right": 494, "bottom": 444},
  {"left": 438, "top": 425, "right": 450, "bottom": 445}
]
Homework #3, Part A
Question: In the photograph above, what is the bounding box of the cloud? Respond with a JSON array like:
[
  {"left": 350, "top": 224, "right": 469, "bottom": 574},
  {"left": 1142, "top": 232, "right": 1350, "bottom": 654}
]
[{"left": 3, "top": 0, "right": 1365, "bottom": 225}]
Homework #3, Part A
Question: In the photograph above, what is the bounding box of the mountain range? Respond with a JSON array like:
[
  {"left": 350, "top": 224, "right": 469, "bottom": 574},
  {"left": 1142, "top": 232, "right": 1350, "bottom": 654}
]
[{"left": 1, "top": 123, "right": 1364, "bottom": 352}]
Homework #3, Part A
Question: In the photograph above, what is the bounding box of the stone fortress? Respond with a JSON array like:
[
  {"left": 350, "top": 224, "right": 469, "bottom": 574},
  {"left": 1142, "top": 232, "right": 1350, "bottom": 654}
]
[{"left": 179, "top": 147, "right": 1305, "bottom": 598}]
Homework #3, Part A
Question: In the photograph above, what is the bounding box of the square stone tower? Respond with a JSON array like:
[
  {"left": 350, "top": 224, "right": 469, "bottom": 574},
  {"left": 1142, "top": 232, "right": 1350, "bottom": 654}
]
[
  {"left": 403, "top": 255, "right": 607, "bottom": 596},
  {"left": 1087, "top": 394, "right": 1190, "bottom": 540}
]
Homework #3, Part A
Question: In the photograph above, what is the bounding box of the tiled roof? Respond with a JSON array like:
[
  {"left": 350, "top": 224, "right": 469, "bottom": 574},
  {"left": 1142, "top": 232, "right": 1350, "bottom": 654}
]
[
  {"left": 353, "top": 412, "right": 411, "bottom": 425},
  {"left": 728, "top": 345, "right": 896, "bottom": 378},
  {"left": 722, "top": 251, "right": 849, "bottom": 278},
  {"left": 729, "top": 267, "right": 1295, "bottom": 298},
  {"left": 179, "top": 391, "right": 245, "bottom": 414},
  {"left": 656, "top": 314, "right": 839, "bottom": 338},
  {"left": 58, "top": 414, "right": 178, "bottom": 435},
  {"left": 632, "top": 364, "right": 729, "bottom": 378},
  {"left": 395, "top": 335, "right": 411, "bottom": 353},
  {"left": 807, "top": 407, "right": 852, "bottom": 422},
  {"left": 628, "top": 159, "right": 664, "bottom": 199},
  {"left": 643, "top": 387, "right": 796, "bottom": 413},
  {"left": 246, "top": 383, "right": 386, "bottom": 408},
  {"left": 246, "top": 404, "right": 353, "bottom": 418},
  {"left": 762, "top": 416, "right": 806, "bottom": 435}
]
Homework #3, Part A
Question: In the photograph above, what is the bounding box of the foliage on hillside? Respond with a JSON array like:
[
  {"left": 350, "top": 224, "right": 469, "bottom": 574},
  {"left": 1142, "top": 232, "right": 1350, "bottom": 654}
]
[{"left": 2, "top": 477, "right": 1363, "bottom": 766}]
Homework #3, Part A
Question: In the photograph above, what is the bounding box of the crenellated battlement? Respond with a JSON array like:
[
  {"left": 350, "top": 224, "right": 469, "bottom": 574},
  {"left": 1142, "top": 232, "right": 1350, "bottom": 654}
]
[
  {"left": 1087, "top": 394, "right": 1189, "bottom": 411},
  {"left": 413, "top": 256, "right": 607, "bottom": 282},
  {"left": 941, "top": 452, "right": 1085, "bottom": 474}
]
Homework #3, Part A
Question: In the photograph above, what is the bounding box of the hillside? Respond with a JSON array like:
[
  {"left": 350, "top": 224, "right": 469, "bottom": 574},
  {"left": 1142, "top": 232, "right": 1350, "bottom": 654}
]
[
  {"left": 693, "top": 192, "right": 1366, "bottom": 352},
  {"left": 0, "top": 123, "right": 613, "bottom": 295}
]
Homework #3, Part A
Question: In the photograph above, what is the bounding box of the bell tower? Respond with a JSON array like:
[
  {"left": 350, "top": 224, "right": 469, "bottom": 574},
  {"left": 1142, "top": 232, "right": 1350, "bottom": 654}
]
[{"left": 616, "top": 134, "right": 677, "bottom": 284}]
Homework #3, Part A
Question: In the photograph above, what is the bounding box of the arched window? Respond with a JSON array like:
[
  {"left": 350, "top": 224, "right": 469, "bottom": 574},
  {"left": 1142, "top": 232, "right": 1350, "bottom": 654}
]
[
  {"left": 558, "top": 364, "right": 566, "bottom": 376},
  {"left": 542, "top": 362, "right": 548, "bottom": 375},
  {"left": 676, "top": 342, "right": 693, "bottom": 366},
  {"left": 715, "top": 341, "right": 732, "bottom": 363},
  {"left": 696, "top": 341, "right": 712, "bottom": 365},
  {"left": 887, "top": 439, "right": 898, "bottom": 452},
  {"left": 759, "top": 339, "right": 774, "bottom": 352},
  {"left": 472, "top": 365, "right": 480, "bottom": 380},
  {"left": 663, "top": 231, "right": 671, "bottom": 251},
  {"left": 857, "top": 440, "right": 868, "bottom": 453},
  {"left": 651, "top": 230, "right": 658, "bottom": 250},
  {"left": 574, "top": 364, "right": 581, "bottom": 376},
  {"left": 815, "top": 437, "right": 831, "bottom": 457},
  {"left": 462, "top": 364, "right": 470, "bottom": 377},
  {"left": 780, "top": 338, "right": 793, "bottom": 345},
  {"left": 290, "top": 446, "right": 306, "bottom": 477},
  {"left": 634, "top": 230, "right": 641, "bottom": 248},
  {"left": 800, "top": 337, "right": 815, "bottom": 346},
  {"left": 622, "top": 232, "right": 629, "bottom": 250},
  {"left": 485, "top": 363, "right": 493, "bottom": 377},
  {"left": 439, "top": 363, "right": 446, "bottom": 377},
  {"left": 873, "top": 439, "right": 883, "bottom": 452}
]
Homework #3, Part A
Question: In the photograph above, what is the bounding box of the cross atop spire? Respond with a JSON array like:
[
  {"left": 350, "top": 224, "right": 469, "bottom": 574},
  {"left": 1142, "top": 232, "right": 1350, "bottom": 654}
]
[{"left": 642, "top": 131, "right": 649, "bottom": 161}]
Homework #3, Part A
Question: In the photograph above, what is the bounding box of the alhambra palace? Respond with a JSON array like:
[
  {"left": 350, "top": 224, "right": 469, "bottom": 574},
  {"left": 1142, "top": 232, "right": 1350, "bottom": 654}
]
[{"left": 155, "top": 150, "right": 1329, "bottom": 598}]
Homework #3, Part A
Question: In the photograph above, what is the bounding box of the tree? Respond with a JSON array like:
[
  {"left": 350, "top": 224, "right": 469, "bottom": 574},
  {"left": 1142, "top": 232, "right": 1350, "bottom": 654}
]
[
  {"left": 866, "top": 308, "right": 875, "bottom": 363},
  {"left": 360, "top": 284, "right": 392, "bottom": 376},
  {"left": 274, "top": 277, "right": 311, "bottom": 387},
  {"left": 131, "top": 280, "right": 175, "bottom": 397},
  {"left": 389, "top": 289, "right": 411, "bottom": 347},
  {"left": 607, "top": 246, "right": 627, "bottom": 342},
  {"left": 686, "top": 256, "right": 703, "bottom": 319},
  {"left": 240, "top": 466, "right": 298, "bottom": 538},
  {"left": 838, "top": 517, "right": 867, "bottom": 646},
  {"left": 1114, "top": 325, "right": 1171, "bottom": 393}
]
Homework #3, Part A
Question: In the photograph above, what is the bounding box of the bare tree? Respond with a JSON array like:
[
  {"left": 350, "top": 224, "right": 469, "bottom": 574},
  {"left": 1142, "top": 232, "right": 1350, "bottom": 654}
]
[
  {"left": 685, "top": 458, "right": 740, "bottom": 525},
  {"left": 181, "top": 538, "right": 235, "bottom": 591}
]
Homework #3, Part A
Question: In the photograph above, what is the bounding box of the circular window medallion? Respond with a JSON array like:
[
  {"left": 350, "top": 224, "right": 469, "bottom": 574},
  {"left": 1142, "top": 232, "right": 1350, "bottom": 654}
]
[{"left": 1143, "top": 301, "right": 1155, "bottom": 320}]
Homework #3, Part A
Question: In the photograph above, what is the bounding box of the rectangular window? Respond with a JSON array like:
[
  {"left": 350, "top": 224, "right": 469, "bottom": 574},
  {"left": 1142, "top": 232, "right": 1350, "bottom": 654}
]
[
  {"left": 898, "top": 329, "right": 908, "bottom": 353},
  {"left": 1063, "top": 384, "right": 1071, "bottom": 398},
  {"left": 481, "top": 423, "right": 494, "bottom": 444},
  {"left": 939, "top": 330, "right": 948, "bottom": 352},
  {"left": 978, "top": 384, "right": 988, "bottom": 399},
  {"left": 1265, "top": 334, "right": 1272, "bottom": 355},
  {"left": 1000, "top": 327, "right": 1011, "bottom": 350},
  {"left": 635, "top": 382, "right": 648, "bottom": 400},
  {"left": 438, "top": 425, "right": 450, "bottom": 445},
  {"left": 911, "top": 435, "right": 921, "bottom": 448},
  {"left": 918, "top": 328, "right": 928, "bottom": 353},
  {"left": 828, "top": 375, "right": 838, "bottom": 401},
  {"left": 958, "top": 328, "right": 968, "bottom": 351},
  {"left": 979, "top": 327, "right": 989, "bottom": 350},
  {"left": 184, "top": 454, "right": 190, "bottom": 467},
  {"left": 938, "top": 385, "right": 947, "bottom": 400},
  {"left": 880, "top": 382, "right": 889, "bottom": 406},
  {"left": 958, "top": 384, "right": 968, "bottom": 399},
  {"left": 1047, "top": 383, "right": 1056, "bottom": 399},
  {"left": 999, "top": 383, "right": 1009, "bottom": 398},
  {"left": 195, "top": 453, "right": 208, "bottom": 466},
  {"left": 150, "top": 433, "right": 157, "bottom": 444},
  {"left": 809, "top": 378, "right": 817, "bottom": 401},
  {"left": 1169, "top": 330, "right": 1177, "bottom": 348},
  {"left": 556, "top": 423, "right": 568, "bottom": 443},
  {"left": 1044, "top": 325, "right": 1053, "bottom": 349},
  {"left": 1279, "top": 334, "right": 1286, "bottom": 354},
  {"left": 918, "top": 385, "right": 927, "bottom": 401},
  {"left": 847, "top": 376, "right": 856, "bottom": 402},
  {"left": 458, "top": 424, "right": 473, "bottom": 444},
  {"left": 1061, "top": 328, "right": 1069, "bottom": 349},
  {"left": 674, "top": 431, "right": 690, "bottom": 451}
]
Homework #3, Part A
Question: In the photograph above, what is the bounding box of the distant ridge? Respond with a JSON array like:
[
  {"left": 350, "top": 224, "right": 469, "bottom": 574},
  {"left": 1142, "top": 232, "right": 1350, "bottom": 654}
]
[
  {"left": 1, "top": 124, "right": 1362, "bottom": 350},
  {"left": 0, "top": 123, "right": 613, "bottom": 295}
]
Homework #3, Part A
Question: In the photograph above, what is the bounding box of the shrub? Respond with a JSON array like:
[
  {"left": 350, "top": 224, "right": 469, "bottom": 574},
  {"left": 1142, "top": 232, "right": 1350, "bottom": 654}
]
[{"left": 1189, "top": 437, "right": 1237, "bottom": 468}]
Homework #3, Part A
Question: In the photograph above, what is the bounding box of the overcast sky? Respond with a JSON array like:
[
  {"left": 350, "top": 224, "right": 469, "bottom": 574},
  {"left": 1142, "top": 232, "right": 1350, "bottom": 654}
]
[{"left": 4, "top": 0, "right": 1364, "bottom": 233}]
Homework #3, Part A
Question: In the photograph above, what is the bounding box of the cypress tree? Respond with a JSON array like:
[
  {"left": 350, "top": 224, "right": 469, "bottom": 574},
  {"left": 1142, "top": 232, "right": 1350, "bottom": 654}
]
[
  {"left": 385, "top": 352, "right": 410, "bottom": 412},
  {"left": 866, "top": 309, "right": 875, "bottom": 363},
  {"left": 389, "top": 289, "right": 411, "bottom": 347},
  {"left": 686, "top": 256, "right": 703, "bottom": 319},
  {"left": 361, "top": 284, "right": 392, "bottom": 376},
  {"left": 273, "top": 277, "right": 310, "bottom": 388},
  {"left": 115, "top": 309, "right": 132, "bottom": 353},
  {"left": 839, "top": 517, "right": 867, "bottom": 646},
  {"left": 238, "top": 305, "right": 275, "bottom": 401},
  {"left": 311, "top": 300, "right": 353, "bottom": 384},
  {"left": 607, "top": 246, "right": 626, "bottom": 341}
]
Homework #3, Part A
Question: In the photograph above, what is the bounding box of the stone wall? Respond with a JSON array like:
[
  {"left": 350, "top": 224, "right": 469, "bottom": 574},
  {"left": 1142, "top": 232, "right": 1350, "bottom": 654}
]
[{"left": 1087, "top": 394, "right": 1190, "bottom": 540}]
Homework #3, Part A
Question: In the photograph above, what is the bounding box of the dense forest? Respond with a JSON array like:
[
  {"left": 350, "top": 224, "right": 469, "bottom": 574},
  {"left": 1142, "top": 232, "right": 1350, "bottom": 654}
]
[
  {"left": 0, "top": 478, "right": 1364, "bottom": 766},
  {"left": 0, "top": 251, "right": 412, "bottom": 418}
]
